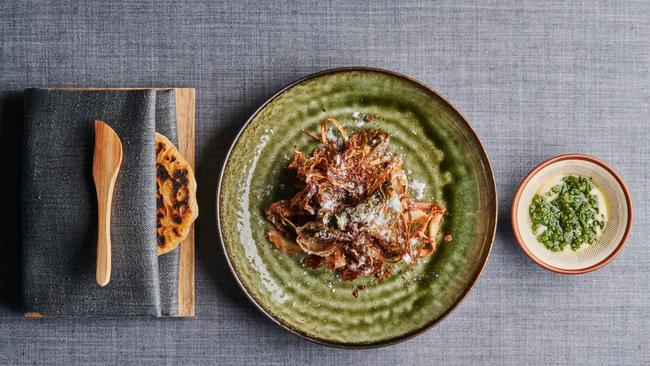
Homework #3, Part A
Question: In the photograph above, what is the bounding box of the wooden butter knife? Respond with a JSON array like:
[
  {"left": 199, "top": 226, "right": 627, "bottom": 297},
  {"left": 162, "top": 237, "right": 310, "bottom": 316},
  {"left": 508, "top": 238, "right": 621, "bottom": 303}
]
[{"left": 92, "top": 120, "right": 123, "bottom": 287}]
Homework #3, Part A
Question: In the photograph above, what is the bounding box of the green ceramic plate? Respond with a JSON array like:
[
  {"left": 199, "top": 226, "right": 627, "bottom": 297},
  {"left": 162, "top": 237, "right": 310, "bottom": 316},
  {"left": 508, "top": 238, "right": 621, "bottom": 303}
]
[{"left": 218, "top": 68, "right": 497, "bottom": 347}]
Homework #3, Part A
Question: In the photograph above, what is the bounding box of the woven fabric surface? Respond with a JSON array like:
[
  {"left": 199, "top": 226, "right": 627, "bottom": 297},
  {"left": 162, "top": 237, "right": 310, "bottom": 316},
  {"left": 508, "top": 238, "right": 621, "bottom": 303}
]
[
  {"left": 0, "top": 0, "right": 649, "bottom": 365},
  {"left": 153, "top": 90, "right": 179, "bottom": 317},
  {"left": 21, "top": 88, "right": 179, "bottom": 317}
]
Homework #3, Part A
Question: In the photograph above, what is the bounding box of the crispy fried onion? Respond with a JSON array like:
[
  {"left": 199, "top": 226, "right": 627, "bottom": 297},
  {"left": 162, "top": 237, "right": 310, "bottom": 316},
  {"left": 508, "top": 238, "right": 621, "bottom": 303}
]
[{"left": 265, "top": 118, "right": 448, "bottom": 281}]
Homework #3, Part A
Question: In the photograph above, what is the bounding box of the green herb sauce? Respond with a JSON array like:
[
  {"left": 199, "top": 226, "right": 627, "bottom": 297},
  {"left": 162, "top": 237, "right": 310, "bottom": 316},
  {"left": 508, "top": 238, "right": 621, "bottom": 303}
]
[{"left": 528, "top": 175, "right": 607, "bottom": 252}]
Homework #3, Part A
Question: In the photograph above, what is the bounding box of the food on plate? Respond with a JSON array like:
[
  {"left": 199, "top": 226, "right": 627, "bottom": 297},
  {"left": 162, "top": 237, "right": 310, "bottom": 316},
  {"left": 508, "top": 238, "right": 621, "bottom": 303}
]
[
  {"left": 264, "top": 117, "right": 447, "bottom": 280},
  {"left": 529, "top": 174, "right": 607, "bottom": 252},
  {"left": 155, "top": 133, "right": 198, "bottom": 255}
]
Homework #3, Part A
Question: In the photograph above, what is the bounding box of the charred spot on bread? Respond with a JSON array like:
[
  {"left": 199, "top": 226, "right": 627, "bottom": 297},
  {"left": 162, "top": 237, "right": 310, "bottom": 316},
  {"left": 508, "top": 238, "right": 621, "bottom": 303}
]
[
  {"left": 157, "top": 165, "right": 170, "bottom": 180},
  {"left": 156, "top": 142, "right": 166, "bottom": 154}
]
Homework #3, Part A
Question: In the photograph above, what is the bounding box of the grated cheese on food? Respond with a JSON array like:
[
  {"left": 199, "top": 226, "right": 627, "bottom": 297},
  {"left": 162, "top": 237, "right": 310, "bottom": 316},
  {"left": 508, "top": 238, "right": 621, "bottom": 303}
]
[
  {"left": 387, "top": 192, "right": 402, "bottom": 212},
  {"left": 410, "top": 180, "right": 426, "bottom": 200}
]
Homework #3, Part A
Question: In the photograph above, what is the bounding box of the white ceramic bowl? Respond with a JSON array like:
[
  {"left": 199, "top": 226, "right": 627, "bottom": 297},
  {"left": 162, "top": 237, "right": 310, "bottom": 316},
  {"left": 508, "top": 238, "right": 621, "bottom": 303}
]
[{"left": 512, "top": 154, "right": 633, "bottom": 274}]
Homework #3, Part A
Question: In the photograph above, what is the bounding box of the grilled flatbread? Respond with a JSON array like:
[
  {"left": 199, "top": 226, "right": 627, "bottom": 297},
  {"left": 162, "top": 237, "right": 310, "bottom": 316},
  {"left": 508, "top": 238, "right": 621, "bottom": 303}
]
[{"left": 155, "top": 133, "right": 198, "bottom": 255}]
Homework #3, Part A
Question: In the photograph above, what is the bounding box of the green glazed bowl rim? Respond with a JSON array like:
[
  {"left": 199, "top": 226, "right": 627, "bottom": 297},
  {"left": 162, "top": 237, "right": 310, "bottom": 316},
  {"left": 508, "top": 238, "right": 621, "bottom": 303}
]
[{"left": 216, "top": 67, "right": 498, "bottom": 348}]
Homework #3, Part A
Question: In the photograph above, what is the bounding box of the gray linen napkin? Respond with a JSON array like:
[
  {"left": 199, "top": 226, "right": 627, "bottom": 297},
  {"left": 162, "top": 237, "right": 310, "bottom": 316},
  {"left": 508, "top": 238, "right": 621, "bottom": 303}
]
[
  {"left": 154, "top": 91, "right": 179, "bottom": 317},
  {"left": 22, "top": 88, "right": 178, "bottom": 317}
]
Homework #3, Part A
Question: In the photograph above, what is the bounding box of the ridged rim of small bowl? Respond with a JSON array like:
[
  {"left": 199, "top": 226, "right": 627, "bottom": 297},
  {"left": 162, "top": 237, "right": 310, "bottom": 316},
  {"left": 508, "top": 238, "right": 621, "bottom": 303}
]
[
  {"left": 511, "top": 153, "right": 633, "bottom": 274},
  {"left": 216, "top": 67, "right": 498, "bottom": 348}
]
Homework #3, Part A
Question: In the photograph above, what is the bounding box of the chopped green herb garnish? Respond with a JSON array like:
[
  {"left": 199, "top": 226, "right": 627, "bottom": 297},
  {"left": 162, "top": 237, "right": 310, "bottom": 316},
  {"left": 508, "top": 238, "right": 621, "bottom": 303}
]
[{"left": 528, "top": 175, "right": 607, "bottom": 252}]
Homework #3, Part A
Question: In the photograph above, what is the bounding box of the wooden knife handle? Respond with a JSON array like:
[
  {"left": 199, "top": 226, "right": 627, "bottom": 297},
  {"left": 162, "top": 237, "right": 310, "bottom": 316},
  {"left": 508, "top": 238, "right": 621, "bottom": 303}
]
[
  {"left": 93, "top": 120, "right": 122, "bottom": 287},
  {"left": 95, "top": 187, "right": 113, "bottom": 287}
]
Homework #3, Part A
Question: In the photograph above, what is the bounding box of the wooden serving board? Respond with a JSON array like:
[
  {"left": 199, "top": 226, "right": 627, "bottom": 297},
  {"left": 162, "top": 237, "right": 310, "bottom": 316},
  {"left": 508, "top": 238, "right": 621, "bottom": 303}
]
[
  {"left": 174, "top": 88, "right": 196, "bottom": 317},
  {"left": 25, "top": 88, "right": 195, "bottom": 318}
]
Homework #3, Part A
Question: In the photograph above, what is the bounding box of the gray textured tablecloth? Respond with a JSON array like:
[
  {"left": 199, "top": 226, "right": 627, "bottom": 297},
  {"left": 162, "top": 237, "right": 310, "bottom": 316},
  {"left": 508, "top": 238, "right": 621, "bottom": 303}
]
[{"left": 0, "top": 0, "right": 648, "bottom": 365}]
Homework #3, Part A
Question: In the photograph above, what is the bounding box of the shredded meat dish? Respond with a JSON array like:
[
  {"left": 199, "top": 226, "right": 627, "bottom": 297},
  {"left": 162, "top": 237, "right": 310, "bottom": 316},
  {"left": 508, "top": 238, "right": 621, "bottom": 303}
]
[{"left": 264, "top": 117, "right": 446, "bottom": 281}]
